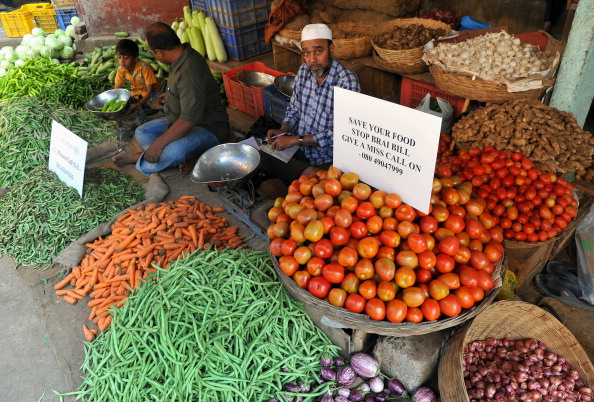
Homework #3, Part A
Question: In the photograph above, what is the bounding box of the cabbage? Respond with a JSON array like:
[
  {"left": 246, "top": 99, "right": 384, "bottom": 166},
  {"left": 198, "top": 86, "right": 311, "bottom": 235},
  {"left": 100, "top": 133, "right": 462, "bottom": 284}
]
[
  {"left": 22, "top": 48, "right": 39, "bottom": 61},
  {"left": 0, "top": 53, "right": 4, "bottom": 62},
  {"left": 31, "top": 27, "right": 46, "bottom": 37},
  {"left": 1, "top": 46, "right": 14, "bottom": 53},
  {"left": 0, "top": 60, "right": 14, "bottom": 70},
  {"left": 45, "top": 35, "right": 64, "bottom": 51},
  {"left": 65, "top": 25, "right": 75, "bottom": 38},
  {"left": 54, "top": 28, "right": 66, "bottom": 36},
  {"left": 39, "top": 46, "right": 55, "bottom": 58},
  {"left": 30, "top": 36, "right": 46, "bottom": 51},
  {"left": 70, "top": 16, "right": 81, "bottom": 25},
  {"left": 59, "top": 46, "right": 74, "bottom": 59},
  {"left": 51, "top": 58, "right": 60, "bottom": 64},
  {"left": 15, "top": 45, "right": 29, "bottom": 58},
  {"left": 5, "top": 50, "right": 18, "bottom": 63},
  {"left": 58, "top": 34, "right": 73, "bottom": 47},
  {"left": 21, "top": 34, "right": 34, "bottom": 45},
  {"left": 14, "top": 59, "right": 26, "bottom": 67},
  {"left": 0, "top": 68, "right": 7, "bottom": 77}
]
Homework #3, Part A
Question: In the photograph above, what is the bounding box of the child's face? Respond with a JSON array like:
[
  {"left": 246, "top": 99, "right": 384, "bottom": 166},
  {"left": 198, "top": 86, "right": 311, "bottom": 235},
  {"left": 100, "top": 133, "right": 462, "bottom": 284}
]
[{"left": 117, "top": 54, "right": 137, "bottom": 70}]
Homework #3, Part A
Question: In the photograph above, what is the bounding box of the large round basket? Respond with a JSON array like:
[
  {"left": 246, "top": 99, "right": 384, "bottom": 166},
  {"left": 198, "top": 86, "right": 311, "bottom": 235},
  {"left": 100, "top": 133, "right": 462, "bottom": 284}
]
[
  {"left": 438, "top": 300, "right": 594, "bottom": 402},
  {"left": 272, "top": 254, "right": 506, "bottom": 337},
  {"left": 429, "top": 65, "right": 554, "bottom": 103},
  {"left": 372, "top": 49, "right": 423, "bottom": 75},
  {"left": 371, "top": 18, "right": 451, "bottom": 75},
  {"left": 328, "top": 22, "right": 374, "bottom": 60}
]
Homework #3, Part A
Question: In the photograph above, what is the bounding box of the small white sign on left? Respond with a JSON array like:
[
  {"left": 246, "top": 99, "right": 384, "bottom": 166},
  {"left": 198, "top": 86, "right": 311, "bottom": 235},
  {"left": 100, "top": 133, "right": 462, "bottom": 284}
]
[{"left": 48, "top": 120, "right": 88, "bottom": 197}]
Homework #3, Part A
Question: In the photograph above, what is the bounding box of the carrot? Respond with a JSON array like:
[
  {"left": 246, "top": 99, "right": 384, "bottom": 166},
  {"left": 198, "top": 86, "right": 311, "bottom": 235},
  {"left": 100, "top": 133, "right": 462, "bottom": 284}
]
[
  {"left": 129, "top": 259, "right": 136, "bottom": 290},
  {"left": 213, "top": 206, "right": 225, "bottom": 212},
  {"left": 88, "top": 306, "right": 97, "bottom": 321},
  {"left": 83, "top": 324, "right": 96, "bottom": 342},
  {"left": 99, "top": 315, "right": 113, "bottom": 331},
  {"left": 63, "top": 295, "right": 78, "bottom": 304},
  {"left": 54, "top": 272, "right": 75, "bottom": 290},
  {"left": 137, "top": 221, "right": 158, "bottom": 234},
  {"left": 88, "top": 298, "right": 105, "bottom": 308},
  {"left": 197, "top": 228, "right": 205, "bottom": 249}
]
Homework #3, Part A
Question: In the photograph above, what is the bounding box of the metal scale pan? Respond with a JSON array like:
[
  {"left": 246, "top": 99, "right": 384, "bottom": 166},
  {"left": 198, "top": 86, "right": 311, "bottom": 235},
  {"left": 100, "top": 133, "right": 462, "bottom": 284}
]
[{"left": 190, "top": 143, "right": 268, "bottom": 238}]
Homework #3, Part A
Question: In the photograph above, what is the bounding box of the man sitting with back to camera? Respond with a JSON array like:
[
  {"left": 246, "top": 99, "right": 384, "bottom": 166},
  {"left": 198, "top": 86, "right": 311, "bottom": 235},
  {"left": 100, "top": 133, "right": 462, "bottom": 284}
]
[{"left": 257, "top": 23, "right": 361, "bottom": 198}]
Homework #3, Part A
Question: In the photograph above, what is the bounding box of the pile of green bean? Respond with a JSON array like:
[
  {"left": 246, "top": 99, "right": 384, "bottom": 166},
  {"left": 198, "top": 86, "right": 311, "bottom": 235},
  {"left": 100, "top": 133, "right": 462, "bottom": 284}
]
[
  {"left": 38, "top": 74, "right": 113, "bottom": 110},
  {"left": 0, "top": 97, "right": 118, "bottom": 188},
  {"left": 0, "top": 58, "right": 79, "bottom": 101},
  {"left": 61, "top": 249, "right": 340, "bottom": 401},
  {"left": 0, "top": 166, "right": 145, "bottom": 268}
]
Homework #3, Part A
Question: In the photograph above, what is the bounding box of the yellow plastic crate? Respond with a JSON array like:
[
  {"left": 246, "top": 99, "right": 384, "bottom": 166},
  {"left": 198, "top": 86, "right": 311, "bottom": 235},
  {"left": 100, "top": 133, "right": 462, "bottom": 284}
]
[
  {"left": 0, "top": 8, "right": 35, "bottom": 37},
  {"left": 22, "top": 3, "right": 58, "bottom": 33}
]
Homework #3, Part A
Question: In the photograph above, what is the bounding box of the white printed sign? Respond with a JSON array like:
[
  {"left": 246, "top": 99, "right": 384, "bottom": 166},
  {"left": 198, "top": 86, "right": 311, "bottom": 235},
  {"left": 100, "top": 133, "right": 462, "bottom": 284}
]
[
  {"left": 48, "top": 120, "right": 88, "bottom": 197},
  {"left": 333, "top": 87, "right": 441, "bottom": 214}
]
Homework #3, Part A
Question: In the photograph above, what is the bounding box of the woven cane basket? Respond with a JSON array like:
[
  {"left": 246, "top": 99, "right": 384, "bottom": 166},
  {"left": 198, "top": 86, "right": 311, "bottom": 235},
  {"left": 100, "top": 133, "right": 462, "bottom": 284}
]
[
  {"left": 272, "top": 253, "right": 506, "bottom": 337},
  {"left": 429, "top": 65, "right": 554, "bottom": 103},
  {"left": 371, "top": 18, "right": 451, "bottom": 74},
  {"left": 438, "top": 300, "right": 594, "bottom": 402}
]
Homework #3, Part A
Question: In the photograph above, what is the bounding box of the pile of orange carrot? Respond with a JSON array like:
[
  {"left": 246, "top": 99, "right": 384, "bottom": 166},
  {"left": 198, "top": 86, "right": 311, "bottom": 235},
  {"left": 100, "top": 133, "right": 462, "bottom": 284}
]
[{"left": 54, "top": 195, "right": 246, "bottom": 340}]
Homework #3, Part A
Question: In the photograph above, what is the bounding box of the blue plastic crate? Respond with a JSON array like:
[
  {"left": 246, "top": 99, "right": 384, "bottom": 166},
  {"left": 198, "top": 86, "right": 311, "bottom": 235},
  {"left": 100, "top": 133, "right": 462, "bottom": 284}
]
[
  {"left": 190, "top": 0, "right": 208, "bottom": 12},
  {"left": 210, "top": 5, "right": 268, "bottom": 29},
  {"left": 263, "top": 84, "right": 290, "bottom": 124},
  {"left": 207, "top": 0, "right": 267, "bottom": 15},
  {"left": 218, "top": 22, "right": 271, "bottom": 60},
  {"left": 55, "top": 7, "right": 77, "bottom": 30}
]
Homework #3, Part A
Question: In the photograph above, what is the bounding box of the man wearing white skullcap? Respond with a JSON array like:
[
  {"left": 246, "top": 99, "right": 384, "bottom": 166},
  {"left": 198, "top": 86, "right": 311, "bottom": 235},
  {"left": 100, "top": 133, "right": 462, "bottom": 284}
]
[{"left": 257, "top": 23, "right": 361, "bottom": 198}]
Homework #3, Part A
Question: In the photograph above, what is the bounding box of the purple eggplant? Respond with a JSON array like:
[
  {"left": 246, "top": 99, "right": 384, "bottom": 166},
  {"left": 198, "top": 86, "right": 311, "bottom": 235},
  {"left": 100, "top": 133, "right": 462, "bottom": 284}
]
[
  {"left": 337, "top": 365, "right": 358, "bottom": 386},
  {"left": 375, "top": 392, "right": 388, "bottom": 402},
  {"left": 387, "top": 378, "right": 408, "bottom": 396},
  {"left": 320, "top": 396, "right": 334, "bottom": 402},
  {"left": 350, "top": 390, "right": 365, "bottom": 401},
  {"left": 282, "top": 382, "right": 299, "bottom": 393},
  {"left": 321, "top": 367, "right": 337, "bottom": 382},
  {"left": 412, "top": 386, "right": 437, "bottom": 402},
  {"left": 369, "top": 375, "right": 385, "bottom": 393},
  {"left": 321, "top": 353, "right": 333, "bottom": 368},
  {"left": 337, "top": 387, "right": 350, "bottom": 397},
  {"left": 334, "top": 356, "right": 345, "bottom": 366},
  {"left": 350, "top": 352, "right": 381, "bottom": 379}
]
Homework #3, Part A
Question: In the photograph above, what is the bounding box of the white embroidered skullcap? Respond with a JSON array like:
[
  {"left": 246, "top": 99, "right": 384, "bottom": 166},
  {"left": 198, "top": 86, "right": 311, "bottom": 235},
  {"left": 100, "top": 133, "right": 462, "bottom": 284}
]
[{"left": 301, "top": 23, "right": 332, "bottom": 42}]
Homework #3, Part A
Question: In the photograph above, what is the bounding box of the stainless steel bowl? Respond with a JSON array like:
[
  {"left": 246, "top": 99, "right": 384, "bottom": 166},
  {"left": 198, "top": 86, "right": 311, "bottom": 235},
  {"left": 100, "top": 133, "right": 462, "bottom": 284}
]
[
  {"left": 86, "top": 88, "right": 131, "bottom": 120},
  {"left": 190, "top": 143, "right": 261, "bottom": 190},
  {"left": 274, "top": 74, "right": 295, "bottom": 98},
  {"left": 237, "top": 71, "right": 275, "bottom": 87}
]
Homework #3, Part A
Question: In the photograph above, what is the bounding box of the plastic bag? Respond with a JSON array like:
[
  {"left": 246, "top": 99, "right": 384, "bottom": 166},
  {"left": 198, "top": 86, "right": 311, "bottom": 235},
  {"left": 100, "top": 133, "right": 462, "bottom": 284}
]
[
  {"left": 575, "top": 202, "right": 594, "bottom": 304},
  {"left": 496, "top": 269, "right": 518, "bottom": 300},
  {"left": 459, "top": 16, "right": 491, "bottom": 31},
  {"left": 415, "top": 93, "right": 454, "bottom": 133}
]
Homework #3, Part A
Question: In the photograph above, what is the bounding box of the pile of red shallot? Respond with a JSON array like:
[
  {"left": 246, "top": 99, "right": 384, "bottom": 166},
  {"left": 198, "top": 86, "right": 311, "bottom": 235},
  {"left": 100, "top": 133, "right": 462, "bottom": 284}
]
[{"left": 463, "top": 334, "right": 592, "bottom": 401}]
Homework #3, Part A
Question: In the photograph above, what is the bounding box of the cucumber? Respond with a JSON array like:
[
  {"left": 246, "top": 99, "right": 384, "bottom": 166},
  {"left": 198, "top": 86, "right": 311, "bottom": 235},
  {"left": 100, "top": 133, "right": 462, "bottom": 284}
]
[{"left": 114, "top": 32, "right": 129, "bottom": 37}]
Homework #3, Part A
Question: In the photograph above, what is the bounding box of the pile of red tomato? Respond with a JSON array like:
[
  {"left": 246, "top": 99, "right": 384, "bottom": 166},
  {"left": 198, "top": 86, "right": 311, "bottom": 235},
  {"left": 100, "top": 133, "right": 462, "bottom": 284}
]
[
  {"left": 436, "top": 146, "right": 579, "bottom": 242},
  {"left": 268, "top": 166, "right": 503, "bottom": 323}
]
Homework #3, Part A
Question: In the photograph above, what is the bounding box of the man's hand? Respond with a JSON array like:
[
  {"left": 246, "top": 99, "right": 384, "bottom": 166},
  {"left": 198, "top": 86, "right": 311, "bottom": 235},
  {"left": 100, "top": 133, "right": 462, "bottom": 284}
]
[
  {"left": 143, "top": 142, "right": 164, "bottom": 163},
  {"left": 157, "top": 92, "right": 166, "bottom": 105},
  {"left": 269, "top": 135, "right": 298, "bottom": 150},
  {"left": 124, "top": 103, "right": 138, "bottom": 116},
  {"left": 265, "top": 128, "right": 284, "bottom": 144}
]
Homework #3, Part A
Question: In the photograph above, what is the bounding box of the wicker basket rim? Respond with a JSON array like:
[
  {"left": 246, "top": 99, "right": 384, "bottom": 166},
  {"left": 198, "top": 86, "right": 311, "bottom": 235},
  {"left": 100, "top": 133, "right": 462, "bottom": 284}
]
[{"left": 371, "top": 17, "right": 452, "bottom": 47}]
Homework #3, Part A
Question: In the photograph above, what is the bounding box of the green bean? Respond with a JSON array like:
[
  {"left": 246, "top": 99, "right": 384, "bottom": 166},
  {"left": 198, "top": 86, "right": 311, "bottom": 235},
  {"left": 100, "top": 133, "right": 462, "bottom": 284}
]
[
  {"left": 58, "top": 248, "right": 339, "bottom": 400},
  {"left": 0, "top": 166, "right": 144, "bottom": 268}
]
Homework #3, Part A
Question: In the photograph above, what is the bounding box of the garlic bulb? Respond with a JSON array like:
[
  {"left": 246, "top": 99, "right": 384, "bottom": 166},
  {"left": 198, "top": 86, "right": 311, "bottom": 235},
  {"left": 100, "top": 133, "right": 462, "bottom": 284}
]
[{"left": 427, "top": 31, "right": 552, "bottom": 79}]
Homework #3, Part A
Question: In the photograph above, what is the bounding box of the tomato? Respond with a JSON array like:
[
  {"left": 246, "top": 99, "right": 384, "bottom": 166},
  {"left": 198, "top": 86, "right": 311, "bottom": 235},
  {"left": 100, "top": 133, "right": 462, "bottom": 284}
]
[
  {"left": 329, "top": 226, "right": 350, "bottom": 247},
  {"left": 384, "top": 193, "right": 402, "bottom": 208},
  {"left": 377, "top": 280, "right": 397, "bottom": 301},
  {"left": 322, "top": 263, "right": 345, "bottom": 284},
  {"left": 383, "top": 217, "right": 398, "bottom": 231},
  {"left": 403, "top": 233, "right": 425, "bottom": 254},
  {"left": 358, "top": 280, "right": 377, "bottom": 300},
  {"left": 431, "top": 204, "right": 450, "bottom": 222},
  {"left": 405, "top": 307, "right": 424, "bottom": 323},
  {"left": 397, "top": 221, "right": 417, "bottom": 239},
  {"left": 395, "top": 266, "right": 416, "bottom": 288},
  {"left": 280, "top": 238, "right": 297, "bottom": 256},
  {"left": 378, "top": 205, "right": 394, "bottom": 219},
  {"left": 303, "top": 220, "right": 324, "bottom": 242},
  {"left": 337, "top": 246, "right": 358, "bottom": 268},
  {"left": 395, "top": 204, "right": 416, "bottom": 222},
  {"left": 421, "top": 298, "right": 441, "bottom": 321},
  {"left": 438, "top": 272, "right": 460, "bottom": 290},
  {"left": 375, "top": 257, "right": 396, "bottom": 281},
  {"left": 379, "top": 230, "right": 400, "bottom": 248},
  {"left": 455, "top": 286, "right": 476, "bottom": 309},
  {"left": 439, "top": 294, "right": 462, "bottom": 317},
  {"left": 348, "top": 221, "right": 368, "bottom": 240},
  {"left": 376, "top": 246, "right": 395, "bottom": 261},
  {"left": 324, "top": 178, "right": 342, "bottom": 197},
  {"left": 334, "top": 209, "right": 354, "bottom": 229},
  {"left": 366, "top": 215, "right": 384, "bottom": 235},
  {"left": 355, "top": 201, "right": 376, "bottom": 220},
  {"left": 469, "top": 250, "right": 490, "bottom": 270},
  {"left": 352, "top": 183, "right": 372, "bottom": 201},
  {"left": 312, "top": 238, "right": 333, "bottom": 259},
  {"left": 340, "top": 196, "right": 359, "bottom": 214},
  {"left": 438, "top": 236, "right": 460, "bottom": 256},
  {"left": 483, "top": 242, "right": 503, "bottom": 263},
  {"left": 396, "top": 250, "right": 419, "bottom": 269},
  {"left": 357, "top": 236, "right": 380, "bottom": 259},
  {"left": 345, "top": 293, "right": 366, "bottom": 313},
  {"left": 419, "top": 215, "right": 438, "bottom": 234},
  {"left": 326, "top": 165, "right": 343, "bottom": 180},
  {"left": 429, "top": 278, "right": 450, "bottom": 300},
  {"left": 369, "top": 190, "right": 387, "bottom": 209},
  {"left": 340, "top": 172, "right": 359, "bottom": 190},
  {"left": 386, "top": 299, "right": 408, "bottom": 323},
  {"left": 313, "top": 193, "right": 334, "bottom": 212},
  {"left": 306, "top": 256, "right": 324, "bottom": 277},
  {"left": 354, "top": 258, "right": 374, "bottom": 280},
  {"left": 402, "top": 286, "right": 426, "bottom": 308},
  {"left": 279, "top": 255, "right": 299, "bottom": 277},
  {"left": 418, "top": 249, "right": 437, "bottom": 270},
  {"left": 269, "top": 237, "right": 284, "bottom": 257},
  {"left": 308, "top": 276, "right": 331, "bottom": 298},
  {"left": 453, "top": 246, "right": 471, "bottom": 264},
  {"left": 443, "top": 213, "right": 464, "bottom": 234},
  {"left": 477, "top": 270, "right": 495, "bottom": 291},
  {"left": 293, "top": 270, "right": 311, "bottom": 289},
  {"left": 340, "top": 272, "right": 361, "bottom": 294},
  {"left": 416, "top": 268, "right": 433, "bottom": 284},
  {"left": 328, "top": 288, "right": 347, "bottom": 307},
  {"left": 293, "top": 246, "right": 313, "bottom": 265},
  {"left": 272, "top": 221, "right": 290, "bottom": 238}
]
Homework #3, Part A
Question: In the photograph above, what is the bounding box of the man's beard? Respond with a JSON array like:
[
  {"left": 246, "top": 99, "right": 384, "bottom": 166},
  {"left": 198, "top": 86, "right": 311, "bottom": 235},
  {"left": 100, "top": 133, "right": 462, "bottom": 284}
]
[{"left": 308, "top": 58, "right": 332, "bottom": 78}]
